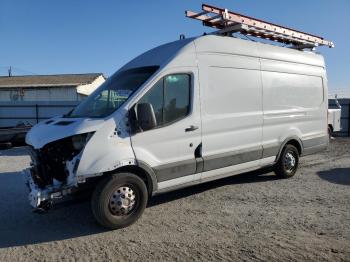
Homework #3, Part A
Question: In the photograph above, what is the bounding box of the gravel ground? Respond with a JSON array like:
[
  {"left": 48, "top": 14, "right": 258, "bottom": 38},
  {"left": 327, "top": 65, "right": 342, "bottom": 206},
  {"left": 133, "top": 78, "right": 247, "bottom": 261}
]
[{"left": 0, "top": 138, "right": 349, "bottom": 261}]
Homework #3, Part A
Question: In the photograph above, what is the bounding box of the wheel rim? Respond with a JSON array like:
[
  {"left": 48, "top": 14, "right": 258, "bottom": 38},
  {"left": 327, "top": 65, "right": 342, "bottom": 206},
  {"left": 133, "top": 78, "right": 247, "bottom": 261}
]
[
  {"left": 109, "top": 185, "right": 137, "bottom": 216},
  {"left": 284, "top": 151, "right": 296, "bottom": 172}
]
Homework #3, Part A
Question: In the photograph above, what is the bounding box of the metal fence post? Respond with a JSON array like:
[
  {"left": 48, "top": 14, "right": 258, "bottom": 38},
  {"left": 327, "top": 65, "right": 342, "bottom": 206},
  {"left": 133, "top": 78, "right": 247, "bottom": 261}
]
[
  {"left": 348, "top": 102, "right": 350, "bottom": 136},
  {"left": 35, "top": 104, "right": 39, "bottom": 124}
]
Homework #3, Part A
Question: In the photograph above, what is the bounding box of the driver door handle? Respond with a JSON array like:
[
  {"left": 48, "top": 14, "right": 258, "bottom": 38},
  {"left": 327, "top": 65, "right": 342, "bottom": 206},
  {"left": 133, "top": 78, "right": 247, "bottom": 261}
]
[{"left": 185, "top": 125, "right": 199, "bottom": 132}]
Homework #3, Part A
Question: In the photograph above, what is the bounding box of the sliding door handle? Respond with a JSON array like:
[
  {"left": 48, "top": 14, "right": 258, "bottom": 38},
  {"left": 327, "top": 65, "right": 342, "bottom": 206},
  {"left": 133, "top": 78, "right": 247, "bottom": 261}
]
[{"left": 185, "top": 125, "right": 199, "bottom": 132}]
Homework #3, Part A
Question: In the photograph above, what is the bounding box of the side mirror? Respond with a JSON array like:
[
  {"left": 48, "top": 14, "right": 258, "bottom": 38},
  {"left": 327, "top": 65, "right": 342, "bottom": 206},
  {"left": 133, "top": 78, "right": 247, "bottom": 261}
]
[{"left": 136, "top": 103, "right": 157, "bottom": 131}]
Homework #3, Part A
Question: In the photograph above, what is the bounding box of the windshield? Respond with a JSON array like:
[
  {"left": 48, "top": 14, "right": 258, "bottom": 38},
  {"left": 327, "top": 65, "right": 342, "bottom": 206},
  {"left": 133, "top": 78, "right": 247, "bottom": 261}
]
[{"left": 67, "top": 66, "right": 159, "bottom": 118}]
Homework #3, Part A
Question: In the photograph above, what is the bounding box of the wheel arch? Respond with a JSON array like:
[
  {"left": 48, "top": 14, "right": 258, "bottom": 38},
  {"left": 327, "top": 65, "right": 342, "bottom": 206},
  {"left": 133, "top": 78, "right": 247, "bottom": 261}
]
[
  {"left": 276, "top": 136, "right": 303, "bottom": 161},
  {"left": 102, "top": 162, "right": 158, "bottom": 197}
]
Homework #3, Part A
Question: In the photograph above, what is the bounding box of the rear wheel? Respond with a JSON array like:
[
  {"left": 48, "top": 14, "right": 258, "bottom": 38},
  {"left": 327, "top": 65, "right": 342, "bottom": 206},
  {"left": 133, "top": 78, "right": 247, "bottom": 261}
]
[
  {"left": 91, "top": 172, "right": 148, "bottom": 229},
  {"left": 274, "top": 144, "right": 299, "bottom": 178}
]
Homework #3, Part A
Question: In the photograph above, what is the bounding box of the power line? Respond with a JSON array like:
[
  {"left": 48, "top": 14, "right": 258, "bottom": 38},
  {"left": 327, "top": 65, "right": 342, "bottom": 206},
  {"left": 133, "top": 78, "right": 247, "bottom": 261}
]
[
  {"left": 0, "top": 65, "right": 38, "bottom": 76},
  {"left": 12, "top": 66, "right": 38, "bottom": 75}
]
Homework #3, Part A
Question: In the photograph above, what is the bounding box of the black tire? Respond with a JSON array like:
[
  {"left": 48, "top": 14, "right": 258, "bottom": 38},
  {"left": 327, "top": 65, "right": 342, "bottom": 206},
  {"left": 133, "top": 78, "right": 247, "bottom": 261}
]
[
  {"left": 274, "top": 144, "right": 299, "bottom": 178},
  {"left": 91, "top": 172, "right": 148, "bottom": 230}
]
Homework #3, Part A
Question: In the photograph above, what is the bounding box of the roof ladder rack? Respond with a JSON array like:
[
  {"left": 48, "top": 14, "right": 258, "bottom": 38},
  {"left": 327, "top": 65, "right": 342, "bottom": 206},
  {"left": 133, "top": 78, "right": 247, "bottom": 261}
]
[{"left": 186, "top": 3, "right": 334, "bottom": 50}]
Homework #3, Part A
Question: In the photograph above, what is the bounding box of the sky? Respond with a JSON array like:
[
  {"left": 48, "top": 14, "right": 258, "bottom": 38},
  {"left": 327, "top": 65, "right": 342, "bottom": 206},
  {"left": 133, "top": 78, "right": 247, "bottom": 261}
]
[{"left": 0, "top": 0, "right": 349, "bottom": 92}]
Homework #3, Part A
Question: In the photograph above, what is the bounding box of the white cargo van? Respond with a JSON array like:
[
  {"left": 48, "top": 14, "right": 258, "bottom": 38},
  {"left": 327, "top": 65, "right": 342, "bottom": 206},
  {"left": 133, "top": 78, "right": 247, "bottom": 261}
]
[
  {"left": 328, "top": 97, "right": 341, "bottom": 136},
  {"left": 24, "top": 34, "right": 329, "bottom": 229}
]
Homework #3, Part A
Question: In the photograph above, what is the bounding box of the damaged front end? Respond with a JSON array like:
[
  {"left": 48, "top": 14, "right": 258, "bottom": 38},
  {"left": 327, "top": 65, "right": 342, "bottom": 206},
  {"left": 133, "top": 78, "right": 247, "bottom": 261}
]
[{"left": 23, "top": 133, "right": 93, "bottom": 211}]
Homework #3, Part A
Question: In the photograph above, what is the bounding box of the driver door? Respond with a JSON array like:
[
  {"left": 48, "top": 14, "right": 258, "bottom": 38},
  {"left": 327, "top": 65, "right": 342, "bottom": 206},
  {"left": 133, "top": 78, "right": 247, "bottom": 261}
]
[{"left": 130, "top": 68, "right": 202, "bottom": 190}]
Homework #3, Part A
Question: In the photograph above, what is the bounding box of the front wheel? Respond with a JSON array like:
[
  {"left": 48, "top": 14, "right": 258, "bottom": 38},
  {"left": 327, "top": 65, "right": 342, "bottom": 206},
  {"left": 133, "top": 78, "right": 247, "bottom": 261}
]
[
  {"left": 274, "top": 144, "right": 299, "bottom": 178},
  {"left": 91, "top": 172, "right": 148, "bottom": 229}
]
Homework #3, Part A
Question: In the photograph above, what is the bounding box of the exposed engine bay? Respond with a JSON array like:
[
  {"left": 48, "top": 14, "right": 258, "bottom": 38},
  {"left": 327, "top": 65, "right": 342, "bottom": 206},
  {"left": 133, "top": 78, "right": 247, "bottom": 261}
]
[{"left": 23, "top": 133, "right": 93, "bottom": 211}]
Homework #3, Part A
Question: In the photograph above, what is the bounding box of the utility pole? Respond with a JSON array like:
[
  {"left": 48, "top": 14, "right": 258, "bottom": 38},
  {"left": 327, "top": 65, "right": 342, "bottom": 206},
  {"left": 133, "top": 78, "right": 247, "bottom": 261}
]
[{"left": 8, "top": 66, "right": 12, "bottom": 77}]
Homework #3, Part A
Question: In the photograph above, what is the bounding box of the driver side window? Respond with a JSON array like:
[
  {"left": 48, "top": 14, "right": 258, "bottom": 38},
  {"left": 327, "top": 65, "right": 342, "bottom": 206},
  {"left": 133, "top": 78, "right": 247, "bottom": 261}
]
[
  {"left": 136, "top": 73, "right": 191, "bottom": 130},
  {"left": 138, "top": 79, "right": 163, "bottom": 126}
]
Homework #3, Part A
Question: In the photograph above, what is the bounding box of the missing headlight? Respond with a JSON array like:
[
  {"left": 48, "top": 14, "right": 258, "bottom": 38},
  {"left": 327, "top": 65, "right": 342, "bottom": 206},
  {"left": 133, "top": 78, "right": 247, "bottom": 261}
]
[
  {"left": 72, "top": 134, "right": 86, "bottom": 151},
  {"left": 31, "top": 132, "right": 95, "bottom": 187},
  {"left": 71, "top": 132, "right": 94, "bottom": 151}
]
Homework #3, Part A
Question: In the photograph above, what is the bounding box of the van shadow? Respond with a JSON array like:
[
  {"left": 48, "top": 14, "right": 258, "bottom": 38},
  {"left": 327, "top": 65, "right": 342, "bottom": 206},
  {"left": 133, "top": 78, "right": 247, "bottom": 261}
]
[
  {"left": 317, "top": 168, "right": 350, "bottom": 186},
  {"left": 149, "top": 167, "right": 277, "bottom": 206},
  {"left": 0, "top": 167, "right": 277, "bottom": 248},
  {"left": 0, "top": 171, "right": 105, "bottom": 249}
]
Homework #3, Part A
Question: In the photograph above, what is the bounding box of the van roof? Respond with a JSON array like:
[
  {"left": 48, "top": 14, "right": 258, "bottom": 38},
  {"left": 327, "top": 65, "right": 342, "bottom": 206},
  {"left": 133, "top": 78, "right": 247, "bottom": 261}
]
[
  {"left": 120, "top": 34, "right": 325, "bottom": 72},
  {"left": 194, "top": 35, "right": 325, "bottom": 68}
]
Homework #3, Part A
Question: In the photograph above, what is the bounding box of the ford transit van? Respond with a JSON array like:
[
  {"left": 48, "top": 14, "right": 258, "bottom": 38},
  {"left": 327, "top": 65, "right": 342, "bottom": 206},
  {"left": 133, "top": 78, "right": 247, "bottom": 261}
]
[{"left": 24, "top": 35, "right": 329, "bottom": 229}]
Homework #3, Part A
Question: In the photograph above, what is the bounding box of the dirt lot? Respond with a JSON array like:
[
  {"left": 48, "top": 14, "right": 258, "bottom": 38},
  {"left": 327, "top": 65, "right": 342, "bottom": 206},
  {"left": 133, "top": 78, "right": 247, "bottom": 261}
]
[{"left": 0, "top": 138, "right": 349, "bottom": 261}]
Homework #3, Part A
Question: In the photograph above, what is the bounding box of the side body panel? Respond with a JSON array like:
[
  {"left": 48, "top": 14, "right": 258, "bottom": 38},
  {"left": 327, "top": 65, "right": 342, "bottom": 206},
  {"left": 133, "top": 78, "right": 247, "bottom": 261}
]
[
  {"left": 196, "top": 51, "right": 264, "bottom": 179},
  {"left": 259, "top": 52, "right": 328, "bottom": 157}
]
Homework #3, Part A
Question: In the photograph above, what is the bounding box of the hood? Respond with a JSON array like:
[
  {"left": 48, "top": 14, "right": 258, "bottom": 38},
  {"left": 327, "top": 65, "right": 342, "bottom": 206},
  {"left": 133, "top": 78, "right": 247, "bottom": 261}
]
[{"left": 26, "top": 117, "right": 107, "bottom": 149}]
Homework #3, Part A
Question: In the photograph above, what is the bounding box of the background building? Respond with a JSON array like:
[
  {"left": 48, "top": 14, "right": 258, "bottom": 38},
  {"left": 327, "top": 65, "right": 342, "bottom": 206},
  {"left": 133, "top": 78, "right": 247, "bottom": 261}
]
[
  {"left": 0, "top": 73, "right": 105, "bottom": 128},
  {"left": 0, "top": 73, "right": 105, "bottom": 102}
]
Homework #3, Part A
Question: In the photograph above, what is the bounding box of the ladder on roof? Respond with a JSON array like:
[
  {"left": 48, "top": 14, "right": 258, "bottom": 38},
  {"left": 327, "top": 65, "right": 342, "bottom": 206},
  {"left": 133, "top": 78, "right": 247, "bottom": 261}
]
[{"left": 186, "top": 3, "right": 334, "bottom": 50}]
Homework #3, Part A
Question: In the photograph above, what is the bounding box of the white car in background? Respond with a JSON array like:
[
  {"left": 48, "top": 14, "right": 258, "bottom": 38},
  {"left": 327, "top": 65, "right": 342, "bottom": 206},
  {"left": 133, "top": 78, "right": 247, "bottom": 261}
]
[{"left": 328, "top": 98, "right": 341, "bottom": 137}]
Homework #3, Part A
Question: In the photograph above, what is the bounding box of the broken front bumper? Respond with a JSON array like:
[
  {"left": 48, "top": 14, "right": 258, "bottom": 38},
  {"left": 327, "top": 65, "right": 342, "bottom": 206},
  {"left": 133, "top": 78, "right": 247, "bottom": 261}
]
[
  {"left": 22, "top": 144, "right": 83, "bottom": 210},
  {"left": 22, "top": 167, "right": 75, "bottom": 210}
]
